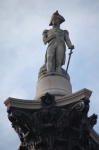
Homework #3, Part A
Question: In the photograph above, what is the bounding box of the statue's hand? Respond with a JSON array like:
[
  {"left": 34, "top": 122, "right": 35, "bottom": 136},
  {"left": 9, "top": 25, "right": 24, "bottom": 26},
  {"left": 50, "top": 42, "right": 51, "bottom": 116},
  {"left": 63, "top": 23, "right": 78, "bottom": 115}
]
[
  {"left": 69, "top": 45, "right": 74, "bottom": 50},
  {"left": 44, "top": 34, "right": 56, "bottom": 44}
]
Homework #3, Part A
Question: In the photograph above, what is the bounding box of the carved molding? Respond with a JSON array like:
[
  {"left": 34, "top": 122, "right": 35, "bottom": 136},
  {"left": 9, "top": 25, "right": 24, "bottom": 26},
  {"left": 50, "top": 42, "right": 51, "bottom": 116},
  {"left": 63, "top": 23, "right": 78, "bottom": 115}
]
[
  {"left": 4, "top": 88, "right": 92, "bottom": 109},
  {"left": 6, "top": 93, "right": 98, "bottom": 150}
]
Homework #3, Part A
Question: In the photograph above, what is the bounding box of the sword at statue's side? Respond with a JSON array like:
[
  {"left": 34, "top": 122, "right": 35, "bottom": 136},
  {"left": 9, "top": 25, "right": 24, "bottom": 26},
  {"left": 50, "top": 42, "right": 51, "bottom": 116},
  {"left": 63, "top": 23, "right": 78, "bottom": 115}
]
[{"left": 66, "top": 45, "right": 74, "bottom": 73}]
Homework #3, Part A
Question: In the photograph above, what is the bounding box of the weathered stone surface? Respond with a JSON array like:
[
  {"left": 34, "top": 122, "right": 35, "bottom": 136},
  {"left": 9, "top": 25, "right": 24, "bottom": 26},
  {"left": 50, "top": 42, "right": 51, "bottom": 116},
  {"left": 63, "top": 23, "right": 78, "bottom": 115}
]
[
  {"left": 35, "top": 72, "right": 72, "bottom": 100},
  {"left": 35, "top": 11, "right": 74, "bottom": 101},
  {"left": 5, "top": 93, "right": 99, "bottom": 150},
  {"left": 91, "top": 129, "right": 99, "bottom": 145},
  {"left": 4, "top": 88, "right": 92, "bottom": 109},
  {"left": 42, "top": 11, "right": 74, "bottom": 73},
  {"left": 38, "top": 64, "right": 68, "bottom": 79}
]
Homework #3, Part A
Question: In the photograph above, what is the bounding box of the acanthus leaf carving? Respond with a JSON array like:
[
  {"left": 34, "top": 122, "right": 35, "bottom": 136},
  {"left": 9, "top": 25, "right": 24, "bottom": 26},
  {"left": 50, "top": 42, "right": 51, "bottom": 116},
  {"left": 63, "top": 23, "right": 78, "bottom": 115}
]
[{"left": 7, "top": 93, "right": 98, "bottom": 150}]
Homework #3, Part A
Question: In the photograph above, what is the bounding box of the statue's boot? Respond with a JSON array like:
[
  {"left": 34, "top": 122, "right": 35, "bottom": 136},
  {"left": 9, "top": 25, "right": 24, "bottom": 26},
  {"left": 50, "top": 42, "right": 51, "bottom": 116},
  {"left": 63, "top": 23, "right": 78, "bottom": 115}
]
[
  {"left": 47, "top": 61, "right": 52, "bottom": 72},
  {"left": 56, "top": 66, "right": 62, "bottom": 74}
]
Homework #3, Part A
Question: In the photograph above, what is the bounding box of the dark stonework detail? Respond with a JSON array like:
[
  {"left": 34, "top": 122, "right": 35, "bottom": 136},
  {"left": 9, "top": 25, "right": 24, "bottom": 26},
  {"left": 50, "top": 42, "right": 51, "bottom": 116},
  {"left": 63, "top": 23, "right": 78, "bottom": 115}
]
[
  {"left": 7, "top": 94, "right": 98, "bottom": 150},
  {"left": 40, "top": 93, "right": 55, "bottom": 107}
]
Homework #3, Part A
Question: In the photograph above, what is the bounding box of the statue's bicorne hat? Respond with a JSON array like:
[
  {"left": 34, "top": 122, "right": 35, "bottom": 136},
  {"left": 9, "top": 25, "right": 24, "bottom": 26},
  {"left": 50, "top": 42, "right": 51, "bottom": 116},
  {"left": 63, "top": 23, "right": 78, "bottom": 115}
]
[{"left": 49, "top": 11, "right": 65, "bottom": 26}]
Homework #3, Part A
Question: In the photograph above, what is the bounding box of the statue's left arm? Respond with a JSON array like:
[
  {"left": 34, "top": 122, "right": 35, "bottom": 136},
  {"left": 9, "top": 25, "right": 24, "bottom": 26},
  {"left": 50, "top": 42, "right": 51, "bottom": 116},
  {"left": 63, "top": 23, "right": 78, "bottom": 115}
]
[{"left": 64, "top": 30, "right": 74, "bottom": 50}]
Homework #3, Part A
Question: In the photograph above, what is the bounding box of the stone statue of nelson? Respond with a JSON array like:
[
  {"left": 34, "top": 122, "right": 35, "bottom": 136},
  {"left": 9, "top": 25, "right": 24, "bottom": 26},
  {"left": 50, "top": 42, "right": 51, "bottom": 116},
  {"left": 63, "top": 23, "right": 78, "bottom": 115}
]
[{"left": 42, "top": 11, "right": 74, "bottom": 73}]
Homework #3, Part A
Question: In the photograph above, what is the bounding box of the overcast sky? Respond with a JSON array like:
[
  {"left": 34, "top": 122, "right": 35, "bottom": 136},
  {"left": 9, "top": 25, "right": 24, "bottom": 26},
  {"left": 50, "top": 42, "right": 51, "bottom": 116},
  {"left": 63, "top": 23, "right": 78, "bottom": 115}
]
[{"left": 0, "top": 0, "right": 99, "bottom": 150}]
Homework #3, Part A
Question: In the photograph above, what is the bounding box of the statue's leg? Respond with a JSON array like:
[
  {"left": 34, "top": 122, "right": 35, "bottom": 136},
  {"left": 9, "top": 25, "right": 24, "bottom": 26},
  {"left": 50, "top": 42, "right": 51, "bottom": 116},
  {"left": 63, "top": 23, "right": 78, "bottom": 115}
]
[
  {"left": 56, "top": 45, "right": 64, "bottom": 73},
  {"left": 46, "top": 45, "right": 55, "bottom": 72}
]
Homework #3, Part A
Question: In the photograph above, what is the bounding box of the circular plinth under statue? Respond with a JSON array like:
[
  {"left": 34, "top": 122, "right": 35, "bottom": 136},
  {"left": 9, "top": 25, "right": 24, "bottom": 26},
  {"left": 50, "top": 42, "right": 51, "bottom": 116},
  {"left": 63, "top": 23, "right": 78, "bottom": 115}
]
[{"left": 35, "top": 68, "right": 72, "bottom": 100}]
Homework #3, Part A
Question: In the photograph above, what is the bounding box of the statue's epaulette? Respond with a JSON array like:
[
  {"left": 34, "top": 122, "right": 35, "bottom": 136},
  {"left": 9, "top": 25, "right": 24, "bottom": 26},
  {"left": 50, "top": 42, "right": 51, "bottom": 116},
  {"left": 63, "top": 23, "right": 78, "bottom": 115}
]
[
  {"left": 42, "top": 29, "right": 48, "bottom": 35},
  {"left": 64, "top": 30, "right": 69, "bottom": 35}
]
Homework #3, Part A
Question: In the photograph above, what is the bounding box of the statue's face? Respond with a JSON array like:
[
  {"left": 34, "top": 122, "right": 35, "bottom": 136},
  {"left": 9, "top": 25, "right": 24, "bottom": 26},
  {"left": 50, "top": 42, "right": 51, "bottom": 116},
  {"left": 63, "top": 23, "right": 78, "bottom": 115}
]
[{"left": 52, "top": 17, "right": 60, "bottom": 25}]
